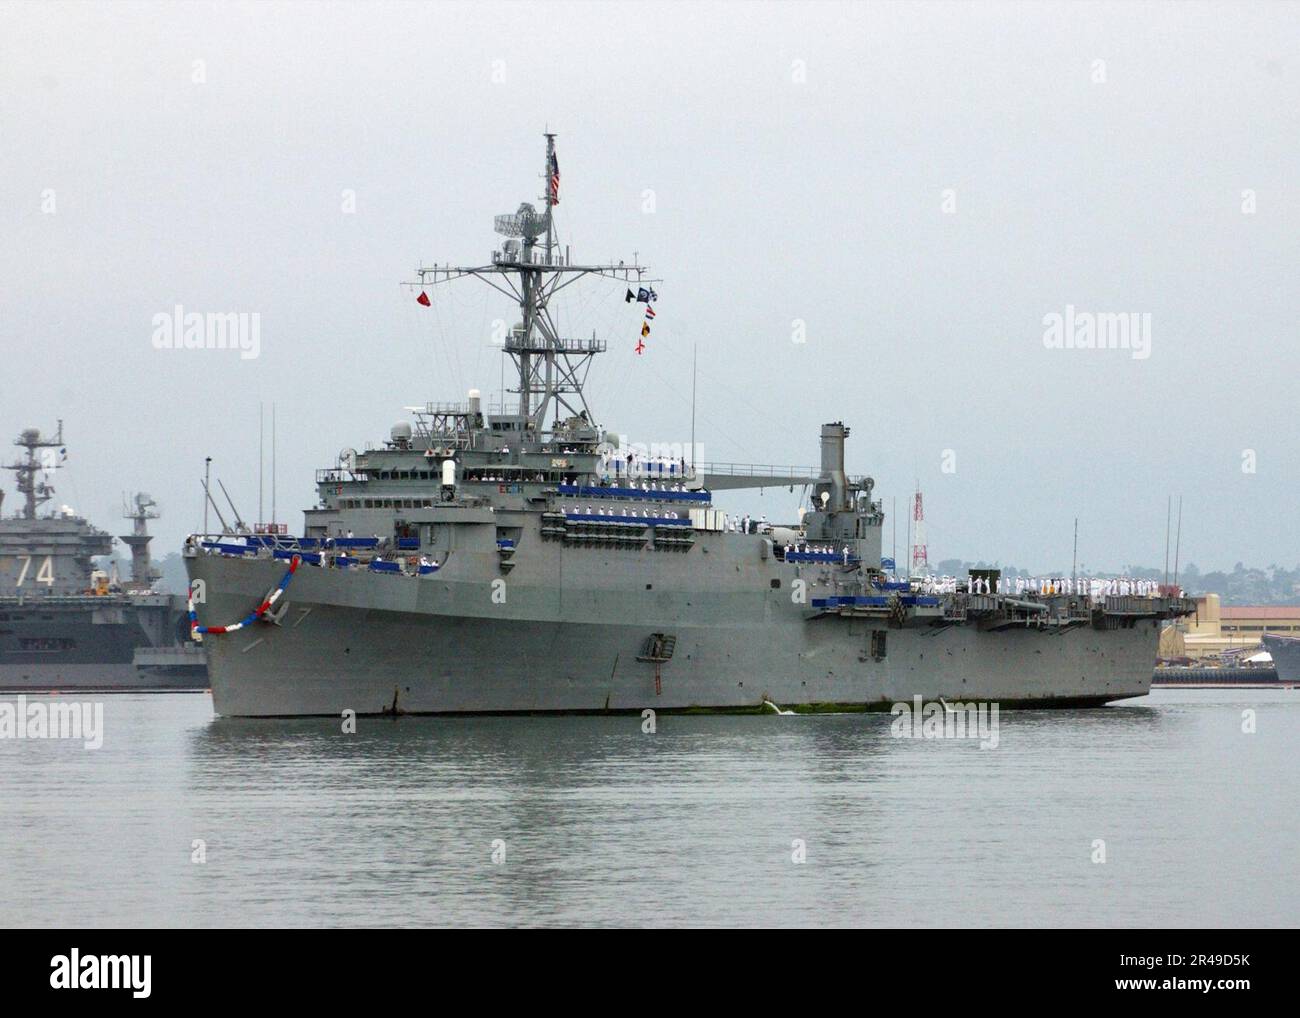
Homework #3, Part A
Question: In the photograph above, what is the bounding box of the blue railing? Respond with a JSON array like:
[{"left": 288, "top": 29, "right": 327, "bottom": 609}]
[
  {"left": 199, "top": 537, "right": 438, "bottom": 577},
  {"left": 273, "top": 549, "right": 322, "bottom": 566},
  {"left": 201, "top": 541, "right": 258, "bottom": 556},
  {"left": 217, "top": 535, "right": 380, "bottom": 550},
  {"left": 812, "top": 594, "right": 941, "bottom": 609}
]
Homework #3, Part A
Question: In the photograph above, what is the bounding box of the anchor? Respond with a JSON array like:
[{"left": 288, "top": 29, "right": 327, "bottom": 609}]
[{"left": 636, "top": 632, "right": 677, "bottom": 696}]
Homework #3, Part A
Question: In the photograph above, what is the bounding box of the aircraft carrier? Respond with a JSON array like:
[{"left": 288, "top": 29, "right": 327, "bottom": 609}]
[
  {"left": 0, "top": 423, "right": 207, "bottom": 691},
  {"left": 186, "top": 133, "right": 1193, "bottom": 717}
]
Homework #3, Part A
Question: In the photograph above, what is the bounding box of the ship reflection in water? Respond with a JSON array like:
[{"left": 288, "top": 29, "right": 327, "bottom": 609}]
[{"left": 0, "top": 688, "right": 1296, "bottom": 928}]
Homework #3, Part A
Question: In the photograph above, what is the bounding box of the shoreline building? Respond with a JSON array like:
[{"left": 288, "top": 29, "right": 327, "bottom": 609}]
[{"left": 1163, "top": 594, "right": 1300, "bottom": 662}]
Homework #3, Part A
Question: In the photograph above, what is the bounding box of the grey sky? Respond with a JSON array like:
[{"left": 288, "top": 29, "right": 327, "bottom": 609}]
[{"left": 1, "top": 0, "right": 1296, "bottom": 574}]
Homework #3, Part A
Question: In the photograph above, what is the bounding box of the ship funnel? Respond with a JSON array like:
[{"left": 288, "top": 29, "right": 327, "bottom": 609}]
[
  {"left": 467, "top": 389, "right": 481, "bottom": 416},
  {"left": 820, "top": 422, "right": 850, "bottom": 512}
]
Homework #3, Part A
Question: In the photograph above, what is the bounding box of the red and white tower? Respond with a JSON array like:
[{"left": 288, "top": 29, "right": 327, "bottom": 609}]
[{"left": 911, "top": 488, "right": 929, "bottom": 576}]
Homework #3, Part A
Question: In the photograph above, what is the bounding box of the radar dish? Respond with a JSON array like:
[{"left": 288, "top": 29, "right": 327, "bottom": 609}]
[
  {"left": 494, "top": 202, "right": 549, "bottom": 240},
  {"left": 338, "top": 448, "right": 358, "bottom": 471}
]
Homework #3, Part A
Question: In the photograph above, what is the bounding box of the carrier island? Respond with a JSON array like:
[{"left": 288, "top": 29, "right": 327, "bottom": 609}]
[{"left": 185, "top": 134, "right": 1193, "bottom": 717}]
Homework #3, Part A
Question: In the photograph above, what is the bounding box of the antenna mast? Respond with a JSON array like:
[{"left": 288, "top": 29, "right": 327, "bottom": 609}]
[
  {"left": 4, "top": 421, "right": 64, "bottom": 519},
  {"left": 1173, "top": 496, "right": 1183, "bottom": 588},
  {"left": 910, "top": 486, "right": 929, "bottom": 577},
  {"left": 410, "top": 132, "right": 658, "bottom": 438},
  {"left": 120, "top": 492, "right": 162, "bottom": 589}
]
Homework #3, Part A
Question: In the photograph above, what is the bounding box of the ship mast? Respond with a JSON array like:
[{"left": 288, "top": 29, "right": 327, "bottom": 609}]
[
  {"left": 120, "top": 492, "right": 162, "bottom": 590},
  {"left": 3, "top": 421, "right": 64, "bottom": 519},
  {"left": 411, "top": 133, "right": 656, "bottom": 438}
]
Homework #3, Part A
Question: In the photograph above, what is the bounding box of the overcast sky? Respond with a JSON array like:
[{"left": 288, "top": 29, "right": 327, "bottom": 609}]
[{"left": 1, "top": 1, "right": 1296, "bottom": 574}]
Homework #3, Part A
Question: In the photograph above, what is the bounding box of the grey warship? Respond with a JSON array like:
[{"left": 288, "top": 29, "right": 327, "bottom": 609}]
[
  {"left": 1261, "top": 633, "right": 1300, "bottom": 687},
  {"left": 0, "top": 423, "right": 206, "bottom": 691},
  {"left": 186, "top": 133, "right": 1193, "bottom": 717}
]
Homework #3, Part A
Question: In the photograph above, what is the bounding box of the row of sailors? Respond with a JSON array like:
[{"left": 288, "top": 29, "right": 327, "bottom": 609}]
[
  {"left": 595, "top": 479, "right": 692, "bottom": 492},
  {"left": 466, "top": 471, "right": 544, "bottom": 483},
  {"left": 600, "top": 454, "right": 690, "bottom": 476},
  {"left": 916, "top": 575, "right": 1175, "bottom": 597},
  {"left": 781, "top": 542, "right": 853, "bottom": 560},
  {"left": 563, "top": 505, "right": 682, "bottom": 520},
  {"left": 1006, "top": 576, "right": 1170, "bottom": 597},
  {"left": 466, "top": 469, "right": 698, "bottom": 489},
  {"left": 916, "top": 575, "right": 969, "bottom": 594},
  {"left": 498, "top": 446, "right": 671, "bottom": 463},
  {"left": 575, "top": 511, "right": 768, "bottom": 533}
]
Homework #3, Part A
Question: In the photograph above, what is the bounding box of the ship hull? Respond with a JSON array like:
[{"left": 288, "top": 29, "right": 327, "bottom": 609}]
[
  {"left": 0, "top": 597, "right": 207, "bottom": 692},
  {"left": 1261, "top": 634, "right": 1300, "bottom": 686},
  {"left": 0, "top": 662, "right": 204, "bottom": 692},
  {"left": 190, "top": 554, "right": 1160, "bottom": 717}
]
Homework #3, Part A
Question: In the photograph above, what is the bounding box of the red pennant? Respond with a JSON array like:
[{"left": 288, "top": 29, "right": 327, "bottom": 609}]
[{"left": 416, "top": 291, "right": 431, "bottom": 306}]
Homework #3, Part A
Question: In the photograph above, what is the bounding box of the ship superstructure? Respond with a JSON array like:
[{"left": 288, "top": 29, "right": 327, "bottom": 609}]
[{"left": 185, "top": 134, "right": 1192, "bottom": 717}]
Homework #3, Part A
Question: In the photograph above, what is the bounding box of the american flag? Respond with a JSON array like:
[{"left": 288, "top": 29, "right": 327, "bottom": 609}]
[{"left": 548, "top": 150, "right": 560, "bottom": 205}]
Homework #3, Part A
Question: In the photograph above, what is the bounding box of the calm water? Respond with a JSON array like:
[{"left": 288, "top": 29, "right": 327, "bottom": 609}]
[{"left": 1, "top": 688, "right": 1296, "bottom": 927}]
